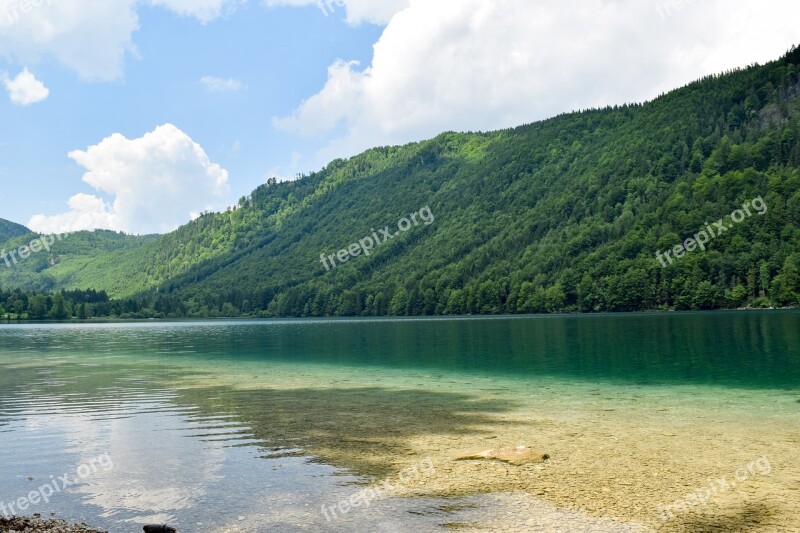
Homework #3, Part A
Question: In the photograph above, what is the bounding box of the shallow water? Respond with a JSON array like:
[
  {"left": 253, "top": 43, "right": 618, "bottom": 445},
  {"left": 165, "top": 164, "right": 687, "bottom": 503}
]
[{"left": 0, "top": 313, "right": 798, "bottom": 532}]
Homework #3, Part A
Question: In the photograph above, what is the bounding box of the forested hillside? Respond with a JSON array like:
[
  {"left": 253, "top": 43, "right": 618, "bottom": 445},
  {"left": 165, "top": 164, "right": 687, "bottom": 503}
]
[
  {"left": 2, "top": 47, "right": 800, "bottom": 319},
  {"left": 0, "top": 219, "right": 30, "bottom": 244},
  {"left": 0, "top": 230, "right": 158, "bottom": 294}
]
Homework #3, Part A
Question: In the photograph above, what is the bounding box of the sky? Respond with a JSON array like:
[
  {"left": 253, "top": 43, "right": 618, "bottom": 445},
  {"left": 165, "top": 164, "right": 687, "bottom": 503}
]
[{"left": 0, "top": 0, "right": 798, "bottom": 235}]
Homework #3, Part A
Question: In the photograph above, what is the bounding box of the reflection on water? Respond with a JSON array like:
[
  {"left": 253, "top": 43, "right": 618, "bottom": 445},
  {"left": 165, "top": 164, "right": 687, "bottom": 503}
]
[
  {"left": 0, "top": 358, "right": 347, "bottom": 530},
  {"left": 0, "top": 313, "right": 798, "bottom": 531}
]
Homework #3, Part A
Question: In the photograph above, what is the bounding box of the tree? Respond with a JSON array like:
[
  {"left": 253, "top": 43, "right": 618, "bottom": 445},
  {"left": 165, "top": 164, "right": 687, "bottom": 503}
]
[
  {"left": 49, "top": 293, "right": 69, "bottom": 320},
  {"left": 773, "top": 255, "right": 800, "bottom": 305},
  {"left": 726, "top": 284, "right": 748, "bottom": 308},
  {"left": 389, "top": 286, "right": 409, "bottom": 316},
  {"left": 759, "top": 261, "right": 771, "bottom": 298},
  {"left": 28, "top": 295, "right": 48, "bottom": 320},
  {"left": 747, "top": 266, "right": 758, "bottom": 300},
  {"left": 545, "top": 283, "right": 566, "bottom": 313},
  {"left": 693, "top": 281, "right": 718, "bottom": 310}
]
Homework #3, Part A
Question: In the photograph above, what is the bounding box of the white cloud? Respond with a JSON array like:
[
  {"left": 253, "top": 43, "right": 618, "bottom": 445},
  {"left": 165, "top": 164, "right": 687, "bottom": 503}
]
[
  {"left": 273, "top": 60, "right": 364, "bottom": 135},
  {"left": 263, "top": 0, "right": 409, "bottom": 25},
  {"left": 28, "top": 124, "right": 230, "bottom": 235},
  {"left": 149, "top": 0, "right": 239, "bottom": 23},
  {"left": 273, "top": 0, "right": 800, "bottom": 163},
  {"left": 339, "top": 0, "right": 409, "bottom": 24},
  {"left": 0, "top": 0, "right": 239, "bottom": 82},
  {"left": 2, "top": 68, "right": 49, "bottom": 105},
  {"left": 201, "top": 75, "right": 245, "bottom": 92},
  {"left": 28, "top": 193, "right": 119, "bottom": 234}
]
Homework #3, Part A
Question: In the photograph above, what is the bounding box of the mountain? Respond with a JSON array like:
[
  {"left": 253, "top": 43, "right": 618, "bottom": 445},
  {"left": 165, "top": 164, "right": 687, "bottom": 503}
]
[
  {"left": 0, "top": 229, "right": 158, "bottom": 294},
  {"left": 0, "top": 218, "right": 31, "bottom": 244},
  {"left": 2, "top": 47, "right": 800, "bottom": 318}
]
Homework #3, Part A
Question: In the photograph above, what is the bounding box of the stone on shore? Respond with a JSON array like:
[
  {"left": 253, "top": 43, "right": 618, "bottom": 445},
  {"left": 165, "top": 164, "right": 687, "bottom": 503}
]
[{"left": 0, "top": 514, "right": 107, "bottom": 533}]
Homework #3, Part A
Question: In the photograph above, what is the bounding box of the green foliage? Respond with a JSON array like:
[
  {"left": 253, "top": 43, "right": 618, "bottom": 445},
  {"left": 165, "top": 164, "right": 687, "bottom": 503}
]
[
  {"left": 3, "top": 48, "right": 800, "bottom": 318},
  {"left": 0, "top": 219, "right": 30, "bottom": 244},
  {"left": 0, "top": 230, "right": 158, "bottom": 294},
  {"left": 0, "top": 288, "right": 110, "bottom": 321}
]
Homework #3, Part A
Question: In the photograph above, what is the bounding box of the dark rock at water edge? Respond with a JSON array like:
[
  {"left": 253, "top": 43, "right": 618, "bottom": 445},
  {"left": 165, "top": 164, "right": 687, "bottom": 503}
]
[{"left": 0, "top": 514, "right": 107, "bottom": 532}]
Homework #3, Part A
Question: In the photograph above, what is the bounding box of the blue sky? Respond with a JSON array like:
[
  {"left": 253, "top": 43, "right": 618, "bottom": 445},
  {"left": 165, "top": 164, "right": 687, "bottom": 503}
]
[{"left": 0, "top": 0, "right": 798, "bottom": 234}]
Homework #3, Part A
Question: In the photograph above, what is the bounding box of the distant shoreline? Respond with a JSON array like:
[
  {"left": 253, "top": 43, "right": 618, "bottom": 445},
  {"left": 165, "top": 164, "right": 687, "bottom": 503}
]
[{"left": 1, "top": 306, "right": 798, "bottom": 325}]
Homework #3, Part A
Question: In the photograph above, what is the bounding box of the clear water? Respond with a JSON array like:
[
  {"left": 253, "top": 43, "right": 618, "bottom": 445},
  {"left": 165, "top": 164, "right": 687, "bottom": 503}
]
[{"left": 0, "top": 312, "right": 798, "bottom": 532}]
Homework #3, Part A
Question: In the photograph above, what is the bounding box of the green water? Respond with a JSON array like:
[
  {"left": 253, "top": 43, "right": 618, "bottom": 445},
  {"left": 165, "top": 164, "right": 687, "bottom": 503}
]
[
  {"left": 0, "top": 312, "right": 798, "bottom": 531},
  {"left": 238, "top": 312, "right": 800, "bottom": 387}
]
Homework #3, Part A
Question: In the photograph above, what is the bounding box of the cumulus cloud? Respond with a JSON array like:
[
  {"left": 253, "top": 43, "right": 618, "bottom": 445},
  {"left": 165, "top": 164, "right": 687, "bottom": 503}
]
[
  {"left": 2, "top": 68, "right": 49, "bottom": 105},
  {"left": 0, "top": 0, "right": 398, "bottom": 83},
  {"left": 273, "top": 60, "right": 364, "bottom": 135},
  {"left": 201, "top": 75, "right": 245, "bottom": 92},
  {"left": 0, "top": 0, "right": 238, "bottom": 82},
  {"left": 273, "top": 0, "right": 800, "bottom": 162},
  {"left": 149, "top": 0, "right": 239, "bottom": 23},
  {"left": 263, "top": 0, "right": 409, "bottom": 25},
  {"left": 28, "top": 124, "right": 230, "bottom": 235}
]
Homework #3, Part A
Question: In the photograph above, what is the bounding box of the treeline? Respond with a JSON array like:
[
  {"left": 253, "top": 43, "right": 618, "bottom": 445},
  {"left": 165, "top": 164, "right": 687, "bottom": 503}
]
[
  {"left": 0, "top": 288, "right": 206, "bottom": 320},
  {"left": 3, "top": 260, "right": 797, "bottom": 321},
  {"left": 0, "top": 289, "right": 110, "bottom": 320}
]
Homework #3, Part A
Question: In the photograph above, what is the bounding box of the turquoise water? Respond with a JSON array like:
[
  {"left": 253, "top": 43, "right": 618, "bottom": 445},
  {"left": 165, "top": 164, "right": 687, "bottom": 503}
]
[
  {"left": 7, "top": 311, "right": 798, "bottom": 384},
  {"left": 0, "top": 312, "right": 798, "bottom": 531}
]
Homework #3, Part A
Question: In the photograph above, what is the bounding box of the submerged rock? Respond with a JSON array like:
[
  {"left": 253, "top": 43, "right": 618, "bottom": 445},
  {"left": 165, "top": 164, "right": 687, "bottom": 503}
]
[
  {"left": 456, "top": 446, "right": 550, "bottom": 465},
  {"left": 143, "top": 526, "right": 177, "bottom": 533}
]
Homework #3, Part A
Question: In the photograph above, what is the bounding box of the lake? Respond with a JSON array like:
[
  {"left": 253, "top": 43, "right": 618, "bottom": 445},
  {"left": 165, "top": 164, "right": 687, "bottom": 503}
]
[{"left": 1, "top": 312, "right": 798, "bottom": 532}]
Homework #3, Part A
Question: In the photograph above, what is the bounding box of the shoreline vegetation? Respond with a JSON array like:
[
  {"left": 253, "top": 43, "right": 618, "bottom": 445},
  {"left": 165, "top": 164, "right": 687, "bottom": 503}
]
[{"left": 0, "top": 289, "right": 797, "bottom": 323}]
